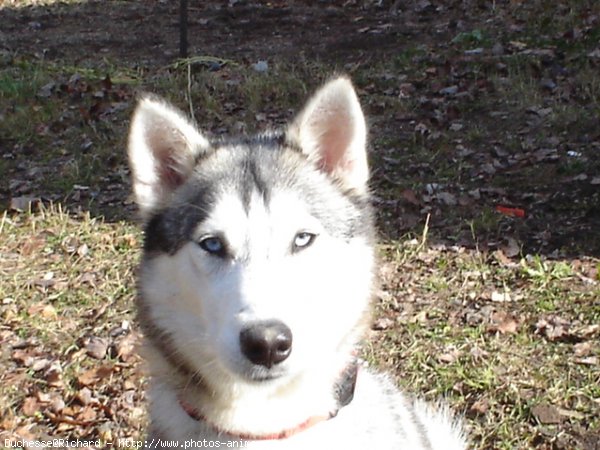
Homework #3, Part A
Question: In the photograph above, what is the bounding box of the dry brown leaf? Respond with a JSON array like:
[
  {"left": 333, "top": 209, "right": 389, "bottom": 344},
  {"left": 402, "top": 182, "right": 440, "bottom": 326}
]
[
  {"left": 79, "top": 272, "right": 97, "bottom": 286},
  {"left": 86, "top": 336, "right": 109, "bottom": 360},
  {"left": 578, "top": 324, "right": 599, "bottom": 338},
  {"left": 20, "top": 236, "right": 46, "bottom": 256},
  {"left": 536, "top": 316, "right": 572, "bottom": 341},
  {"left": 531, "top": 403, "right": 562, "bottom": 424},
  {"left": 490, "top": 311, "right": 519, "bottom": 334},
  {"left": 31, "top": 357, "right": 51, "bottom": 372},
  {"left": 438, "top": 346, "right": 462, "bottom": 364},
  {"left": 77, "top": 405, "right": 97, "bottom": 422},
  {"left": 1, "top": 415, "right": 18, "bottom": 430},
  {"left": 470, "top": 398, "right": 489, "bottom": 415},
  {"left": 400, "top": 189, "right": 420, "bottom": 206},
  {"left": 27, "top": 302, "right": 57, "bottom": 319},
  {"left": 36, "top": 392, "right": 51, "bottom": 403},
  {"left": 45, "top": 365, "right": 64, "bottom": 388},
  {"left": 50, "top": 396, "right": 65, "bottom": 414},
  {"left": 76, "top": 387, "right": 94, "bottom": 405},
  {"left": 115, "top": 333, "right": 138, "bottom": 362},
  {"left": 372, "top": 317, "right": 394, "bottom": 330},
  {"left": 574, "top": 342, "right": 592, "bottom": 357},
  {"left": 12, "top": 349, "right": 35, "bottom": 367},
  {"left": 14, "top": 424, "right": 36, "bottom": 440},
  {"left": 21, "top": 397, "right": 40, "bottom": 417},
  {"left": 575, "top": 356, "right": 598, "bottom": 366},
  {"left": 77, "top": 365, "right": 115, "bottom": 386}
]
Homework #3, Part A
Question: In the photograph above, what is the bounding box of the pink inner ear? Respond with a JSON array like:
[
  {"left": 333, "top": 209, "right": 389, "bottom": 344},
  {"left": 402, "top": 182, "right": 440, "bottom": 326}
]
[
  {"left": 318, "top": 120, "right": 353, "bottom": 175},
  {"left": 156, "top": 149, "right": 185, "bottom": 190}
]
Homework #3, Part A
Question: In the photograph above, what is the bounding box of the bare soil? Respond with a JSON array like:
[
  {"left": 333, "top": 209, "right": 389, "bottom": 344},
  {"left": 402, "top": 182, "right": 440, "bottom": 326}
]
[{"left": 2, "top": 0, "right": 599, "bottom": 258}]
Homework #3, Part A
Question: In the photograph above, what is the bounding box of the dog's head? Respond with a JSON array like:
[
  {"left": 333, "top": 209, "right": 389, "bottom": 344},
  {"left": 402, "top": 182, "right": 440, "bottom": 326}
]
[{"left": 128, "top": 77, "right": 375, "bottom": 389}]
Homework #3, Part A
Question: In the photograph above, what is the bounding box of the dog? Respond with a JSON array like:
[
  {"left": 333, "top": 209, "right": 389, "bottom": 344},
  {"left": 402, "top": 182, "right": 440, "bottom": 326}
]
[{"left": 127, "top": 76, "right": 468, "bottom": 449}]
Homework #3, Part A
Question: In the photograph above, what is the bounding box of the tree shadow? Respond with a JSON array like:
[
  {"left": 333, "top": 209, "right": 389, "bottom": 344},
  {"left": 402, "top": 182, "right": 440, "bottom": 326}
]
[{"left": 1, "top": 0, "right": 599, "bottom": 258}]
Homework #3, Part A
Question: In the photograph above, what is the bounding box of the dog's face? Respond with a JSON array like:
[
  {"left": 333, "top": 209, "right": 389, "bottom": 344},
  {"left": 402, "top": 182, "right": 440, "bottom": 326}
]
[{"left": 129, "top": 78, "right": 374, "bottom": 389}]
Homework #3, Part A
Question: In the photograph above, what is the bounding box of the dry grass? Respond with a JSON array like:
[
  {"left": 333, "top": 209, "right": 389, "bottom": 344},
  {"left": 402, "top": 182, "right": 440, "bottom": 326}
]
[{"left": 1, "top": 1, "right": 599, "bottom": 448}]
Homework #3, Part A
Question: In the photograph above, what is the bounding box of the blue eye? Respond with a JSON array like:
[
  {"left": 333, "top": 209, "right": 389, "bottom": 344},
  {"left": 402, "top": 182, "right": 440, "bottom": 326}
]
[
  {"left": 198, "top": 236, "right": 226, "bottom": 256},
  {"left": 293, "top": 232, "right": 316, "bottom": 252}
]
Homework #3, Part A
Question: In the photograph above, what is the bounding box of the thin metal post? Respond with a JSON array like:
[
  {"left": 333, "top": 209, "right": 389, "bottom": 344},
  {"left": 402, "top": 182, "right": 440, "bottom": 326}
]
[{"left": 180, "top": 0, "right": 188, "bottom": 58}]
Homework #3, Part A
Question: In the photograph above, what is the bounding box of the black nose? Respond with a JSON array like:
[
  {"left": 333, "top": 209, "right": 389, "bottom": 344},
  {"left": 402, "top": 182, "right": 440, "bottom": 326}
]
[{"left": 239, "top": 320, "right": 293, "bottom": 368}]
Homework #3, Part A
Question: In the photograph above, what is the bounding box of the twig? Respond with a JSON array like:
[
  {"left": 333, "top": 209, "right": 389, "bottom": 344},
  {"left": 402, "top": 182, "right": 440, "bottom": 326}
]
[{"left": 418, "top": 213, "right": 431, "bottom": 252}]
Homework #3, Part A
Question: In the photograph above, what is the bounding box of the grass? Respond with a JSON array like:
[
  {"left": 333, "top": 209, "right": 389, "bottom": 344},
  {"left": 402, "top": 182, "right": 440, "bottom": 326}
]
[
  {"left": 373, "top": 241, "right": 599, "bottom": 448},
  {"left": 1, "top": 0, "right": 600, "bottom": 448},
  {"left": 0, "top": 206, "right": 145, "bottom": 443}
]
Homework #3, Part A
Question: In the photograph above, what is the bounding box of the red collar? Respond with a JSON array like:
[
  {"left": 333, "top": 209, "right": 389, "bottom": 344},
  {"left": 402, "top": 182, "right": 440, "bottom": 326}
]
[
  {"left": 180, "top": 399, "right": 334, "bottom": 440},
  {"left": 179, "top": 363, "right": 358, "bottom": 441}
]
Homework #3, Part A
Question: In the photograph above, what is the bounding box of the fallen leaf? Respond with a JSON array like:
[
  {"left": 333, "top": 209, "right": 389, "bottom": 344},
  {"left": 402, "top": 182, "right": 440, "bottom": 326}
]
[
  {"left": 400, "top": 189, "right": 420, "bottom": 206},
  {"left": 115, "top": 333, "right": 137, "bottom": 362},
  {"left": 496, "top": 205, "right": 525, "bottom": 218},
  {"left": 575, "top": 356, "right": 598, "bottom": 366},
  {"left": 536, "top": 316, "right": 572, "bottom": 341},
  {"left": 77, "top": 406, "right": 98, "bottom": 422},
  {"left": 437, "top": 192, "right": 457, "bottom": 206},
  {"left": 22, "top": 397, "right": 39, "bottom": 416},
  {"left": 470, "top": 398, "right": 489, "bottom": 415},
  {"left": 50, "top": 396, "right": 65, "bottom": 414},
  {"left": 10, "top": 196, "right": 40, "bottom": 212},
  {"left": 12, "top": 349, "right": 35, "bottom": 367},
  {"left": 574, "top": 342, "right": 592, "bottom": 357},
  {"left": 501, "top": 237, "right": 521, "bottom": 258},
  {"left": 76, "top": 387, "right": 94, "bottom": 405},
  {"left": 578, "top": 324, "right": 599, "bottom": 338},
  {"left": 31, "top": 357, "right": 51, "bottom": 372},
  {"left": 438, "top": 346, "right": 461, "bottom": 363},
  {"left": 27, "top": 302, "right": 56, "bottom": 318},
  {"left": 372, "top": 317, "right": 394, "bottom": 330},
  {"left": 77, "top": 365, "right": 114, "bottom": 387},
  {"left": 14, "top": 424, "right": 36, "bottom": 440},
  {"left": 77, "top": 243, "right": 89, "bottom": 257},
  {"left": 45, "top": 362, "right": 64, "bottom": 388},
  {"left": 491, "top": 291, "right": 512, "bottom": 302},
  {"left": 531, "top": 403, "right": 562, "bottom": 424},
  {"left": 490, "top": 311, "right": 519, "bottom": 334},
  {"left": 86, "top": 337, "right": 109, "bottom": 360}
]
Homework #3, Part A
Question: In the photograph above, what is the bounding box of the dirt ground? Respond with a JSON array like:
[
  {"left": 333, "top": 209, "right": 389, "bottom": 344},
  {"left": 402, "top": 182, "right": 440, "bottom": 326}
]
[
  {"left": 2, "top": 0, "right": 599, "bottom": 258},
  {"left": 0, "top": 1, "right": 599, "bottom": 449}
]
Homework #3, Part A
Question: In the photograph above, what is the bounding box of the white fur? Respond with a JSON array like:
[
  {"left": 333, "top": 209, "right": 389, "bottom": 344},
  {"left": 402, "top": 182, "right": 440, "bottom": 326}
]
[
  {"left": 288, "top": 77, "right": 369, "bottom": 192},
  {"left": 128, "top": 96, "right": 210, "bottom": 219},
  {"left": 129, "top": 78, "right": 468, "bottom": 449},
  {"left": 140, "top": 188, "right": 373, "bottom": 434}
]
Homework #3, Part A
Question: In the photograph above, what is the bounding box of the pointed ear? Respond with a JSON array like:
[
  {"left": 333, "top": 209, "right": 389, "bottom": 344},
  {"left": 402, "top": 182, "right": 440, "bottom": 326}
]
[
  {"left": 288, "top": 77, "right": 368, "bottom": 192},
  {"left": 128, "top": 95, "right": 210, "bottom": 219}
]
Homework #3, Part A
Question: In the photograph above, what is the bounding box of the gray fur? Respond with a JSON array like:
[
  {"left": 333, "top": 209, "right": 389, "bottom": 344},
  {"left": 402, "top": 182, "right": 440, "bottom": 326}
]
[
  {"left": 143, "top": 131, "right": 374, "bottom": 257},
  {"left": 129, "top": 77, "right": 468, "bottom": 450}
]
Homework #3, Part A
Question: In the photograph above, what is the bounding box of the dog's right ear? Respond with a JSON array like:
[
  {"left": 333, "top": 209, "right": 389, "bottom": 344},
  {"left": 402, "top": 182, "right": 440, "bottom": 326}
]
[
  {"left": 288, "top": 77, "right": 368, "bottom": 193},
  {"left": 128, "top": 96, "right": 210, "bottom": 219}
]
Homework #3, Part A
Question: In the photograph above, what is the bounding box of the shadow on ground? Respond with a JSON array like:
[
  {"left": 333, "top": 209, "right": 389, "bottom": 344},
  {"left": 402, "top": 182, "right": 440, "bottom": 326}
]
[{"left": 1, "top": 0, "right": 599, "bottom": 257}]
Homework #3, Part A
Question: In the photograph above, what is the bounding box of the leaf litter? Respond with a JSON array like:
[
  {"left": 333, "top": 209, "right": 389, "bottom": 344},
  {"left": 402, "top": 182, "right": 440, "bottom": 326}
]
[{"left": 1, "top": 1, "right": 600, "bottom": 449}]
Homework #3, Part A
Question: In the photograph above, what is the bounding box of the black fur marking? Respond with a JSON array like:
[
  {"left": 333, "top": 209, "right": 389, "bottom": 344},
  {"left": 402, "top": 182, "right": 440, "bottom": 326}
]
[
  {"left": 240, "top": 152, "right": 272, "bottom": 213},
  {"left": 143, "top": 183, "right": 216, "bottom": 255},
  {"left": 142, "top": 131, "right": 374, "bottom": 257}
]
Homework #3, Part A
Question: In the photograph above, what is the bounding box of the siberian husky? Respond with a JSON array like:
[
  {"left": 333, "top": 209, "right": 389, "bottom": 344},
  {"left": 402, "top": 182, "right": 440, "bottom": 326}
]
[{"left": 128, "top": 77, "right": 467, "bottom": 449}]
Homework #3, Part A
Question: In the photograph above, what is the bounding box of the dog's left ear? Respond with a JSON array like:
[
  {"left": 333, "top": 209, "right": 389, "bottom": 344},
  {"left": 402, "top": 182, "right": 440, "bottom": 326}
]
[{"left": 288, "top": 77, "right": 368, "bottom": 192}]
